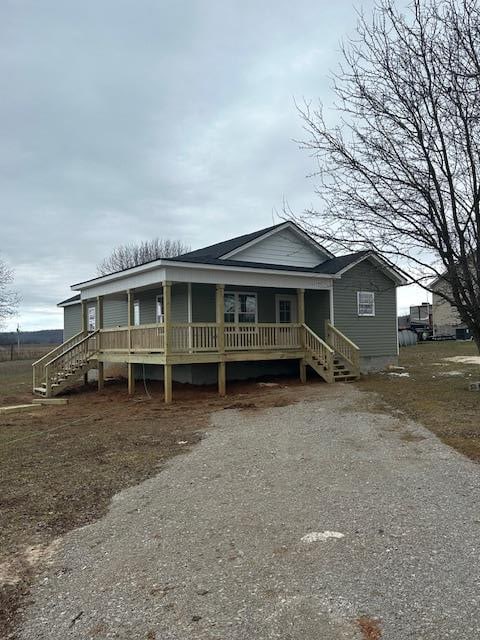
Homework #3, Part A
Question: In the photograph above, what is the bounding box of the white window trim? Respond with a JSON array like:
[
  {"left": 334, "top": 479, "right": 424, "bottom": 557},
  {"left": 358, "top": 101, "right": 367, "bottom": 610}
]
[
  {"left": 357, "top": 291, "right": 375, "bottom": 317},
  {"left": 274, "top": 294, "right": 298, "bottom": 323},
  {"left": 224, "top": 291, "right": 258, "bottom": 324}
]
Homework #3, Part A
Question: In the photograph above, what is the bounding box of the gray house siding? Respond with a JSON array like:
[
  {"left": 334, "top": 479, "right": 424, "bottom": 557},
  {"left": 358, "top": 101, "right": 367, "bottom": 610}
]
[
  {"left": 64, "top": 304, "right": 82, "bottom": 340},
  {"left": 103, "top": 297, "right": 128, "bottom": 328},
  {"left": 305, "top": 290, "right": 330, "bottom": 338},
  {"left": 231, "top": 227, "right": 328, "bottom": 267},
  {"left": 333, "top": 259, "right": 398, "bottom": 371}
]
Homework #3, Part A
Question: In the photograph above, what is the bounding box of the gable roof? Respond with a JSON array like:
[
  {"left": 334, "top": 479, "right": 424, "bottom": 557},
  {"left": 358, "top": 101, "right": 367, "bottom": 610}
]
[
  {"left": 173, "top": 221, "right": 334, "bottom": 263},
  {"left": 66, "top": 225, "right": 407, "bottom": 294}
]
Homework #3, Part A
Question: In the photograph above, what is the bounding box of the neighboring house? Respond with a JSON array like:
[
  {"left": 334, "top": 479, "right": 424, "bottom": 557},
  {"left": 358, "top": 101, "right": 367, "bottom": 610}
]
[
  {"left": 33, "top": 222, "right": 406, "bottom": 401},
  {"left": 431, "top": 277, "right": 470, "bottom": 339}
]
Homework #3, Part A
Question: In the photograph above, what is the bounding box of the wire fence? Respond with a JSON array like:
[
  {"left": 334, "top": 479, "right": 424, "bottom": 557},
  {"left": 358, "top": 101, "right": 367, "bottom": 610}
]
[{"left": 0, "top": 344, "right": 60, "bottom": 362}]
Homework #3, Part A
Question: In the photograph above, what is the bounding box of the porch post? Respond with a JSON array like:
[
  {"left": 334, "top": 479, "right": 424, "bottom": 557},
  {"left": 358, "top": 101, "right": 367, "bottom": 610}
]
[
  {"left": 163, "top": 281, "right": 172, "bottom": 403},
  {"left": 97, "top": 296, "right": 104, "bottom": 391},
  {"left": 297, "top": 289, "right": 306, "bottom": 384},
  {"left": 127, "top": 290, "right": 133, "bottom": 352},
  {"left": 81, "top": 299, "right": 87, "bottom": 333},
  {"left": 216, "top": 284, "right": 226, "bottom": 396},
  {"left": 164, "top": 364, "right": 172, "bottom": 404},
  {"left": 128, "top": 363, "right": 135, "bottom": 395},
  {"left": 297, "top": 288, "right": 305, "bottom": 325}
]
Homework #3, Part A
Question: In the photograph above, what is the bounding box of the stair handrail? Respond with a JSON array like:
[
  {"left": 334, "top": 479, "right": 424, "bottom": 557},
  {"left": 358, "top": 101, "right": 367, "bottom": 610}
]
[
  {"left": 43, "top": 330, "right": 99, "bottom": 368},
  {"left": 33, "top": 330, "right": 98, "bottom": 393},
  {"left": 42, "top": 330, "right": 99, "bottom": 398},
  {"left": 302, "top": 323, "right": 335, "bottom": 382},
  {"left": 32, "top": 330, "right": 88, "bottom": 391},
  {"left": 32, "top": 330, "right": 86, "bottom": 368},
  {"left": 325, "top": 321, "right": 360, "bottom": 373}
]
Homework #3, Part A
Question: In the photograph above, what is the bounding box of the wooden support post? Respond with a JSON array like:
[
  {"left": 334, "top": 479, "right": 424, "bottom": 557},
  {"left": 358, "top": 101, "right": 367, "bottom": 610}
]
[
  {"left": 81, "top": 300, "right": 87, "bottom": 333},
  {"left": 163, "top": 281, "right": 172, "bottom": 355},
  {"left": 98, "top": 361, "right": 104, "bottom": 391},
  {"left": 297, "top": 288, "right": 305, "bottom": 325},
  {"left": 127, "top": 290, "right": 133, "bottom": 352},
  {"left": 128, "top": 362, "right": 135, "bottom": 395},
  {"left": 216, "top": 284, "right": 225, "bottom": 353},
  {"left": 218, "top": 361, "right": 226, "bottom": 396},
  {"left": 299, "top": 359, "right": 307, "bottom": 384},
  {"left": 97, "top": 295, "right": 104, "bottom": 390},
  {"left": 216, "top": 284, "right": 226, "bottom": 397},
  {"left": 164, "top": 363, "right": 172, "bottom": 404}
]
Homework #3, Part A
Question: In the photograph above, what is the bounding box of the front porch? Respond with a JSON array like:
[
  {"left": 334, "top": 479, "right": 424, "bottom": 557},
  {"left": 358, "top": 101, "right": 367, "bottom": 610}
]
[{"left": 34, "top": 282, "right": 360, "bottom": 401}]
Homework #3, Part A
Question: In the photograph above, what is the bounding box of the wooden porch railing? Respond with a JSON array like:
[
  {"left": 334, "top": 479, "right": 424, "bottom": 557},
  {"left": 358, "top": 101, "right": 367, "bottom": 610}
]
[
  {"left": 224, "top": 323, "right": 302, "bottom": 351},
  {"left": 325, "top": 321, "right": 360, "bottom": 373},
  {"left": 97, "top": 322, "right": 303, "bottom": 354}
]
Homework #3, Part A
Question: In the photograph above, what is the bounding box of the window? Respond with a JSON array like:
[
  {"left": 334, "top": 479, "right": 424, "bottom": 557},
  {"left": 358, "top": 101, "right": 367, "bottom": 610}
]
[
  {"left": 133, "top": 300, "right": 140, "bottom": 326},
  {"left": 156, "top": 293, "right": 164, "bottom": 323},
  {"left": 278, "top": 299, "right": 292, "bottom": 323},
  {"left": 87, "top": 305, "right": 96, "bottom": 331},
  {"left": 224, "top": 292, "right": 257, "bottom": 324},
  {"left": 357, "top": 291, "right": 375, "bottom": 316}
]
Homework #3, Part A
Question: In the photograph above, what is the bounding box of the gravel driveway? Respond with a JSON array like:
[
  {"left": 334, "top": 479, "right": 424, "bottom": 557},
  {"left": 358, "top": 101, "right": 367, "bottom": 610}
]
[{"left": 18, "top": 385, "right": 480, "bottom": 639}]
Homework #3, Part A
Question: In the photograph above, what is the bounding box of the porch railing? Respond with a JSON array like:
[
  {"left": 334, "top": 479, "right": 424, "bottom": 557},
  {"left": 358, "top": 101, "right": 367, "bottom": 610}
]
[{"left": 97, "top": 322, "right": 303, "bottom": 354}]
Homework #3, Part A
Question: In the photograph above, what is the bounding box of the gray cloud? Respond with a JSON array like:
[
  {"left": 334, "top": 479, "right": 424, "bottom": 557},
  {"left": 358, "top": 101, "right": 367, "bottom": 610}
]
[{"left": 1, "top": 0, "right": 419, "bottom": 330}]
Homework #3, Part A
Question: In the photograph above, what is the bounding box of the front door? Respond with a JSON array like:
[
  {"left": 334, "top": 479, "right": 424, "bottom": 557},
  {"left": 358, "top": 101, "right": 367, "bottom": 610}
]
[{"left": 275, "top": 295, "right": 298, "bottom": 323}]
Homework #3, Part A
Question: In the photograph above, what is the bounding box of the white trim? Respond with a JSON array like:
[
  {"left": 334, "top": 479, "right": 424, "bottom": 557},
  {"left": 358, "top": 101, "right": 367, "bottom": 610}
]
[
  {"left": 57, "top": 298, "right": 81, "bottom": 308},
  {"left": 274, "top": 294, "right": 298, "bottom": 323},
  {"left": 357, "top": 291, "right": 376, "bottom": 317},
  {"left": 220, "top": 221, "right": 334, "bottom": 260},
  {"left": 336, "top": 252, "right": 407, "bottom": 285},
  {"left": 224, "top": 291, "right": 258, "bottom": 324},
  {"left": 72, "top": 259, "right": 336, "bottom": 293}
]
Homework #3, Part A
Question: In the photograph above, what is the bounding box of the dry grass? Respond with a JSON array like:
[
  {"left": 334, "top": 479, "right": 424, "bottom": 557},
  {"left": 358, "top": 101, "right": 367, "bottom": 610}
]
[
  {"left": 0, "top": 359, "right": 313, "bottom": 638},
  {"left": 358, "top": 340, "right": 480, "bottom": 460}
]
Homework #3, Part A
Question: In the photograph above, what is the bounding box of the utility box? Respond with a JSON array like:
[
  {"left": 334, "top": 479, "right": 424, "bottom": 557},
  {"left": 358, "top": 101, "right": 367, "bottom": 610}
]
[{"left": 469, "top": 382, "right": 480, "bottom": 392}]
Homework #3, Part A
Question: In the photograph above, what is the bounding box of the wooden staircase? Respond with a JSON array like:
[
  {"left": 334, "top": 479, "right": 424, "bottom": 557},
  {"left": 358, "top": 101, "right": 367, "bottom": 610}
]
[
  {"left": 33, "top": 331, "right": 99, "bottom": 397},
  {"left": 302, "top": 323, "right": 360, "bottom": 383}
]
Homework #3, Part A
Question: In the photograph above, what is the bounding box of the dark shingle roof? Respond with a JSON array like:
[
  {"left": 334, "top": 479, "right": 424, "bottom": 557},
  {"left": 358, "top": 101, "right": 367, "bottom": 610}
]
[
  {"left": 313, "top": 251, "right": 370, "bottom": 274},
  {"left": 58, "top": 293, "right": 81, "bottom": 306},
  {"left": 173, "top": 223, "right": 286, "bottom": 261}
]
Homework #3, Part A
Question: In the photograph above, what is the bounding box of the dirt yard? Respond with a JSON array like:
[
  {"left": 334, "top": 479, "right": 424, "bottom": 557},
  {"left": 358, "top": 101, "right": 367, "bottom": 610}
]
[
  {"left": 0, "top": 359, "right": 311, "bottom": 639},
  {"left": 359, "top": 340, "right": 480, "bottom": 460}
]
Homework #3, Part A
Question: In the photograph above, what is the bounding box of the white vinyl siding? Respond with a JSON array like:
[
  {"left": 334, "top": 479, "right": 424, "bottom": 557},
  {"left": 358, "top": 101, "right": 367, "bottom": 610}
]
[{"left": 229, "top": 228, "right": 327, "bottom": 268}]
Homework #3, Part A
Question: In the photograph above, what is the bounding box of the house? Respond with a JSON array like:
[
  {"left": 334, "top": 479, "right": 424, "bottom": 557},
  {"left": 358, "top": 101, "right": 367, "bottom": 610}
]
[
  {"left": 431, "top": 278, "right": 471, "bottom": 339},
  {"left": 33, "top": 222, "right": 406, "bottom": 401}
]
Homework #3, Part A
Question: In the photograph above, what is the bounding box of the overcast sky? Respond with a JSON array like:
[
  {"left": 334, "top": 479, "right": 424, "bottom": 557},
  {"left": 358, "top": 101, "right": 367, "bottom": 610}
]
[{"left": 0, "top": 0, "right": 427, "bottom": 331}]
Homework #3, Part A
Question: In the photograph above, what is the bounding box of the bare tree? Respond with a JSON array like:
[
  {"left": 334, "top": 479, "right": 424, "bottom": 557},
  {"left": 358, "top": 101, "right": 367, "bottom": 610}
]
[
  {"left": 0, "top": 257, "right": 18, "bottom": 327},
  {"left": 97, "top": 238, "right": 191, "bottom": 276},
  {"left": 294, "top": 0, "right": 480, "bottom": 349}
]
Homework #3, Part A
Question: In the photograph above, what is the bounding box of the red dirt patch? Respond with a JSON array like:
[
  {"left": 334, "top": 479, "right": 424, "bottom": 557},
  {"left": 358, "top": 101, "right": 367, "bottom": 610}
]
[{"left": 356, "top": 616, "right": 382, "bottom": 639}]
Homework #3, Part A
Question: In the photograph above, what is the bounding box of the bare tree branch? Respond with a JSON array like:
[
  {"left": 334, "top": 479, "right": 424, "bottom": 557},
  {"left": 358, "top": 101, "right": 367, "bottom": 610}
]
[
  {"left": 0, "top": 257, "right": 19, "bottom": 328},
  {"left": 97, "top": 238, "right": 191, "bottom": 276},
  {"left": 291, "top": 0, "right": 480, "bottom": 349}
]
